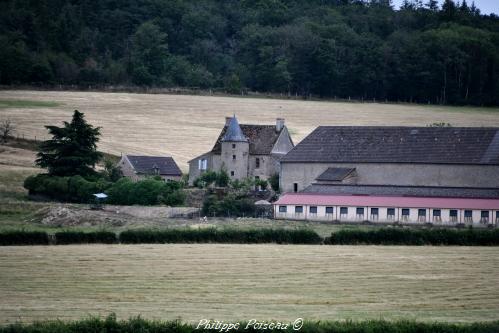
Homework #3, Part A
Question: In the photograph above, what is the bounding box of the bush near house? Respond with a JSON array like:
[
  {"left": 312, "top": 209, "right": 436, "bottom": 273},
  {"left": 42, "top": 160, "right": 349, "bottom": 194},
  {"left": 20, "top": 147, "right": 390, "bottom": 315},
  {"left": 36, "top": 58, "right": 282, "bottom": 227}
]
[
  {"left": 106, "top": 177, "right": 185, "bottom": 206},
  {"left": 24, "top": 174, "right": 186, "bottom": 206},
  {"left": 24, "top": 174, "right": 112, "bottom": 203},
  {"left": 202, "top": 194, "right": 256, "bottom": 217},
  {"left": 325, "top": 228, "right": 499, "bottom": 246}
]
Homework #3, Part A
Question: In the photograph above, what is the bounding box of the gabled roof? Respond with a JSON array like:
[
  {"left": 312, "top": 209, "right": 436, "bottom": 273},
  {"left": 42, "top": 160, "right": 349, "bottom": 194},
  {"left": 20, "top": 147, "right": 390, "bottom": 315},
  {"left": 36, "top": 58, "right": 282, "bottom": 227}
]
[
  {"left": 222, "top": 116, "right": 248, "bottom": 142},
  {"left": 281, "top": 126, "right": 499, "bottom": 165},
  {"left": 212, "top": 124, "right": 285, "bottom": 155},
  {"left": 316, "top": 167, "right": 356, "bottom": 181},
  {"left": 303, "top": 184, "right": 499, "bottom": 199},
  {"left": 126, "top": 155, "right": 182, "bottom": 176}
]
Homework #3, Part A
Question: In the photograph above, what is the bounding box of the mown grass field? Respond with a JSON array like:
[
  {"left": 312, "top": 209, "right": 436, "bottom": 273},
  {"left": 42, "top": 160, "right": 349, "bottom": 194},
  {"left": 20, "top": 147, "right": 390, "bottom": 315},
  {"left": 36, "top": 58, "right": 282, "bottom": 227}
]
[
  {"left": 0, "top": 244, "right": 498, "bottom": 324},
  {"left": 1, "top": 90, "right": 499, "bottom": 170}
]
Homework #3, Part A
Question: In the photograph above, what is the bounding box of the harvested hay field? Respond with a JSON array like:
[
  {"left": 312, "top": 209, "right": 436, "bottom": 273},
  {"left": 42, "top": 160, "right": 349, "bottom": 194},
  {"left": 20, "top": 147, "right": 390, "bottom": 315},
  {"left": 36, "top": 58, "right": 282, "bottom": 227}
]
[
  {"left": 1, "top": 90, "right": 498, "bottom": 170},
  {"left": 0, "top": 244, "right": 498, "bottom": 323}
]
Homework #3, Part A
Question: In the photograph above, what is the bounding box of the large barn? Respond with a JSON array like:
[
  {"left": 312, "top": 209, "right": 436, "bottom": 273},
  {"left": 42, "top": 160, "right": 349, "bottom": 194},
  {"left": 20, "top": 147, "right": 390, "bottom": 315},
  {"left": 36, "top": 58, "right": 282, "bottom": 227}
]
[{"left": 275, "top": 126, "right": 499, "bottom": 226}]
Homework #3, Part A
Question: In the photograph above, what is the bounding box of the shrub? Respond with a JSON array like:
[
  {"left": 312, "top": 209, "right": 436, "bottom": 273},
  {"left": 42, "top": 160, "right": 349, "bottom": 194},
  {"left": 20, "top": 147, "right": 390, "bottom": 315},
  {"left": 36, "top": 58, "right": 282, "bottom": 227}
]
[
  {"left": 0, "top": 231, "right": 49, "bottom": 245},
  {"left": 202, "top": 194, "right": 256, "bottom": 217},
  {"left": 325, "top": 228, "right": 499, "bottom": 246},
  {"left": 119, "top": 228, "right": 322, "bottom": 244},
  {"left": 193, "top": 170, "right": 229, "bottom": 188},
  {"left": 106, "top": 178, "right": 185, "bottom": 206},
  {"left": 269, "top": 174, "right": 280, "bottom": 192},
  {"left": 24, "top": 174, "right": 111, "bottom": 203},
  {"left": 55, "top": 231, "right": 117, "bottom": 244}
]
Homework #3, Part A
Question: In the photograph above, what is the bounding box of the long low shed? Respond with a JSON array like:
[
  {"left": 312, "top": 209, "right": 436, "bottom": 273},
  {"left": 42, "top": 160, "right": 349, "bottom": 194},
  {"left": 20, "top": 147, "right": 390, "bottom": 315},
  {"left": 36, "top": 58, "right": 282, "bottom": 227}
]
[{"left": 274, "top": 193, "right": 499, "bottom": 226}]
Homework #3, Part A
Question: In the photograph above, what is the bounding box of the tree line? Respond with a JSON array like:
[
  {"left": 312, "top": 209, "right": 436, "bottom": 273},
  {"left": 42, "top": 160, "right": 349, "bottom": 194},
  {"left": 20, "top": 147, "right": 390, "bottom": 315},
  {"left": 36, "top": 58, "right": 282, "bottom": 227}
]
[{"left": 0, "top": 0, "right": 498, "bottom": 105}]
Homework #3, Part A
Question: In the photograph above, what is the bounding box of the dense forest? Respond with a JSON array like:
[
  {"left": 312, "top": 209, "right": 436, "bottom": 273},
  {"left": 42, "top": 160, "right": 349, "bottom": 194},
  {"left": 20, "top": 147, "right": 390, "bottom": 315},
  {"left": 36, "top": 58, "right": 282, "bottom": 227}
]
[{"left": 0, "top": 0, "right": 498, "bottom": 105}]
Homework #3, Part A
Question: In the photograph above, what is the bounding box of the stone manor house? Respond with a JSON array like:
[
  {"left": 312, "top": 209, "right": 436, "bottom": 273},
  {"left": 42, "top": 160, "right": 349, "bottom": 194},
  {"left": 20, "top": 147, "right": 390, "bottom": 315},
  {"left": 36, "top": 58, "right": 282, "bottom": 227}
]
[{"left": 188, "top": 116, "right": 294, "bottom": 185}]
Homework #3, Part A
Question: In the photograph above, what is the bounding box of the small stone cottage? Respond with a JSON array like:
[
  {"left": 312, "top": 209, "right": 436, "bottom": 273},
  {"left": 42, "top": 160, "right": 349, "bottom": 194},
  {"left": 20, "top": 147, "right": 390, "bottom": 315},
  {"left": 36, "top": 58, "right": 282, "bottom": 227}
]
[{"left": 118, "top": 155, "right": 182, "bottom": 182}]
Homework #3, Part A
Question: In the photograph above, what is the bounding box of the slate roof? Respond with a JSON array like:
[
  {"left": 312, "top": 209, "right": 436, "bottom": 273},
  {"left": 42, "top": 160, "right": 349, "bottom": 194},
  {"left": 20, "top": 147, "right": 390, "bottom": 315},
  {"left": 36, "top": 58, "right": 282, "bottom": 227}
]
[
  {"left": 212, "top": 124, "right": 284, "bottom": 155},
  {"left": 316, "top": 167, "right": 356, "bottom": 181},
  {"left": 126, "top": 155, "right": 182, "bottom": 176},
  {"left": 281, "top": 126, "right": 499, "bottom": 165},
  {"left": 303, "top": 184, "right": 499, "bottom": 199},
  {"left": 222, "top": 116, "right": 248, "bottom": 142}
]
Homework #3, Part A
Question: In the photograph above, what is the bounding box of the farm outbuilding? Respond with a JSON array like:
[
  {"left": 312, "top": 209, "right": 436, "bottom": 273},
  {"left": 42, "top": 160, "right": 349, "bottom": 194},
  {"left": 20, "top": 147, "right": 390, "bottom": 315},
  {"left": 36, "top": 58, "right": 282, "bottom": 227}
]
[
  {"left": 274, "top": 193, "right": 499, "bottom": 226},
  {"left": 118, "top": 155, "right": 182, "bottom": 182}
]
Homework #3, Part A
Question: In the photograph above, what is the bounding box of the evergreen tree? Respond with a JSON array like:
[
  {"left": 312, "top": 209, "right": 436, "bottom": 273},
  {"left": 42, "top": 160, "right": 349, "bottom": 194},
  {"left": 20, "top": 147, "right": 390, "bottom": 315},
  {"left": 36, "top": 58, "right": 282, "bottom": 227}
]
[{"left": 36, "top": 110, "right": 102, "bottom": 177}]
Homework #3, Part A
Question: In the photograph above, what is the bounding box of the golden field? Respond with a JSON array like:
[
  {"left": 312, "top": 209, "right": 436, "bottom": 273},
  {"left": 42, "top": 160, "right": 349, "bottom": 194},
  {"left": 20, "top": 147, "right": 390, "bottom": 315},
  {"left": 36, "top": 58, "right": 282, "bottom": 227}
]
[
  {"left": 0, "top": 244, "right": 498, "bottom": 323},
  {"left": 1, "top": 90, "right": 499, "bottom": 171}
]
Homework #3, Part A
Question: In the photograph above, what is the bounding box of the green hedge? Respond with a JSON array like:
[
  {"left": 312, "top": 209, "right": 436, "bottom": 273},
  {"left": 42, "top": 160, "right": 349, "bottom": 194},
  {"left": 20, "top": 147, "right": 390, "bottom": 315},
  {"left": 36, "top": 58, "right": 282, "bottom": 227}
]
[
  {"left": 54, "top": 231, "right": 117, "bottom": 244},
  {"left": 325, "top": 228, "right": 499, "bottom": 246},
  {"left": 24, "top": 174, "right": 185, "bottom": 206},
  {"left": 119, "top": 228, "right": 322, "bottom": 244},
  {"left": 1, "top": 315, "right": 499, "bottom": 333},
  {"left": 0, "top": 231, "right": 49, "bottom": 245}
]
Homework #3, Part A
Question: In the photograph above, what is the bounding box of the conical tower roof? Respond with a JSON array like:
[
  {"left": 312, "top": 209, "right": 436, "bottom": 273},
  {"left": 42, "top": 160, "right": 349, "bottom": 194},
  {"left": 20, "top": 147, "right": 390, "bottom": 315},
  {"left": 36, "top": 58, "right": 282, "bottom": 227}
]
[{"left": 222, "top": 115, "right": 248, "bottom": 142}]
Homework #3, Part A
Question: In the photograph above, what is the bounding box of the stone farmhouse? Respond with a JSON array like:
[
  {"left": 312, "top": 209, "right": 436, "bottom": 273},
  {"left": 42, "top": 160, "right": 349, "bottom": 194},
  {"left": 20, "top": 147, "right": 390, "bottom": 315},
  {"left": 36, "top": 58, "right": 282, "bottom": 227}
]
[
  {"left": 188, "top": 116, "right": 294, "bottom": 185},
  {"left": 118, "top": 155, "right": 182, "bottom": 182},
  {"left": 274, "top": 126, "right": 499, "bottom": 226}
]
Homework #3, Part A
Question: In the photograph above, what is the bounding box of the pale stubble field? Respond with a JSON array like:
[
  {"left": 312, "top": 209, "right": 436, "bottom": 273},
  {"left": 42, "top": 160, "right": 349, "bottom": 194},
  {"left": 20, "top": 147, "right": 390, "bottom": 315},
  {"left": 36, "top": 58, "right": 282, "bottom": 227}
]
[
  {"left": 1, "top": 90, "right": 499, "bottom": 170},
  {"left": 0, "top": 244, "right": 498, "bottom": 324}
]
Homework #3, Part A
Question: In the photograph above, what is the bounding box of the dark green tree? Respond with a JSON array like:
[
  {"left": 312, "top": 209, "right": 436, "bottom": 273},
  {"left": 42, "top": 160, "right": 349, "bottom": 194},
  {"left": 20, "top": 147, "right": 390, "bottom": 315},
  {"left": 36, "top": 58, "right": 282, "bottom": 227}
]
[{"left": 36, "top": 110, "right": 102, "bottom": 177}]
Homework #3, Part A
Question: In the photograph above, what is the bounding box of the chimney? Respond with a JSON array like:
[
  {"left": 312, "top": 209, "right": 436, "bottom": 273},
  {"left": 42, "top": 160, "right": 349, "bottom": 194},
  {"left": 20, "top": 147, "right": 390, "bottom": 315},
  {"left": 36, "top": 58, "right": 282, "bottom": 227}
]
[
  {"left": 225, "top": 116, "right": 232, "bottom": 126},
  {"left": 276, "top": 118, "right": 285, "bottom": 132}
]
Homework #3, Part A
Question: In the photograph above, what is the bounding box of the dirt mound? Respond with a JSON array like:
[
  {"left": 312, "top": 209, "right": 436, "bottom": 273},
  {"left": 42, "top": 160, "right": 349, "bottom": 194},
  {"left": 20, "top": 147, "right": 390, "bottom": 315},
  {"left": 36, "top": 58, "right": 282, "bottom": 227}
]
[{"left": 33, "top": 204, "right": 200, "bottom": 228}]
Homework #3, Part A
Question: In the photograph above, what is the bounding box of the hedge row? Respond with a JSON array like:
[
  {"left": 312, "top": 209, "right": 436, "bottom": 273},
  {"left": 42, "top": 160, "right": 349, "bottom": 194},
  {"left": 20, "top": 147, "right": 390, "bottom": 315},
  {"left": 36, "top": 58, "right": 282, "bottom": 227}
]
[
  {"left": 54, "top": 231, "right": 117, "bottom": 244},
  {"left": 325, "top": 228, "right": 499, "bottom": 246},
  {"left": 119, "top": 228, "right": 322, "bottom": 244},
  {"left": 0, "top": 231, "right": 49, "bottom": 245},
  {"left": 3, "top": 228, "right": 499, "bottom": 246},
  {"left": 0, "top": 229, "right": 321, "bottom": 245},
  {"left": 1, "top": 315, "right": 499, "bottom": 333}
]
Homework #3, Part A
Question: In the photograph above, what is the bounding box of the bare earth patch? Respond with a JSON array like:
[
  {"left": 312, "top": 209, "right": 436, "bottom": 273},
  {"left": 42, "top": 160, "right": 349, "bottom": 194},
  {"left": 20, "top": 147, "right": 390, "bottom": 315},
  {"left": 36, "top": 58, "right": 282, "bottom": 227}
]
[
  {"left": 0, "top": 244, "right": 498, "bottom": 324},
  {"left": 1, "top": 90, "right": 498, "bottom": 171}
]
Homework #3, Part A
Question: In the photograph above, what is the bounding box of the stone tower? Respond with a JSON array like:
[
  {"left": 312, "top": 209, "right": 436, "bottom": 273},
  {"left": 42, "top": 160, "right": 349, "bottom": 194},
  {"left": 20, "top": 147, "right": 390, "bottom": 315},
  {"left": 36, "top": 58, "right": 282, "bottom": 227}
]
[{"left": 221, "top": 115, "right": 249, "bottom": 180}]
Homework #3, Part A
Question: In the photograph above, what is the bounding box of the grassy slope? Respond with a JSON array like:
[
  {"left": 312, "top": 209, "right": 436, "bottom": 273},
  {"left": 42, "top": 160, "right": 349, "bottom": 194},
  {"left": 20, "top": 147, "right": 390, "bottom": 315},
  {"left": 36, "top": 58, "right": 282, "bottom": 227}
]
[{"left": 0, "top": 244, "right": 498, "bottom": 323}]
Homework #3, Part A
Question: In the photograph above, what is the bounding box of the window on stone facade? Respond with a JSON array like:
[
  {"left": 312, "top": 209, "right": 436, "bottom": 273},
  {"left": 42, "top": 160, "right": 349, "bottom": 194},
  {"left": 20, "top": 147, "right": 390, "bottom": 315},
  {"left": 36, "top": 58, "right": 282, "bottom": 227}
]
[
  {"left": 402, "top": 209, "right": 410, "bottom": 216},
  {"left": 295, "top": 206, "right": 303, "bottom": 214},
  {"left": 326, "top": 207, "right": 334, "bottom": 214},
  {"left": 450, "top": 210, "right": 458, "bottom": 217},
  {"left": 198, "top": 159, "right": 207, "bottom": 170},
  {"left": 418, "top": 209, "right": 426, "bottom": 217},
  {"left": 371, "top": 208, "right": 379, "bottom": 216},
  {"left": 356, "top": 207, "right": 364, "bottom": 215},
  {"left": 464, "top": 210, "right": 472, "bottom": 217},
  {"left": 340, "top": 207, "right": 348, "bottom": 215},
  {"left": 232, "top": 154, "right": 236, "bottom": 160},
  {"left": 230, "top": 171, "right": 234, "bottom": 176},
  {"left": 255, "top": 158, "right": 260, "bottom": 169},
  {"left": 309, "top": 206, "right": 317, "bottom": 214},
  {"left": 387, "top": 208, "right": 395, "bottom": 217},
  {"left": 433, "top": 210, "right": 441, "bottom": 217},
  {"left": 293, "top": 183, "right": 298, "bottom": 193},
  {"left": 232, "top": 144, "right": 236, "bottom": 149},
  {"left": 279, "top": 206, "right": 287, "bottom": 213}
]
